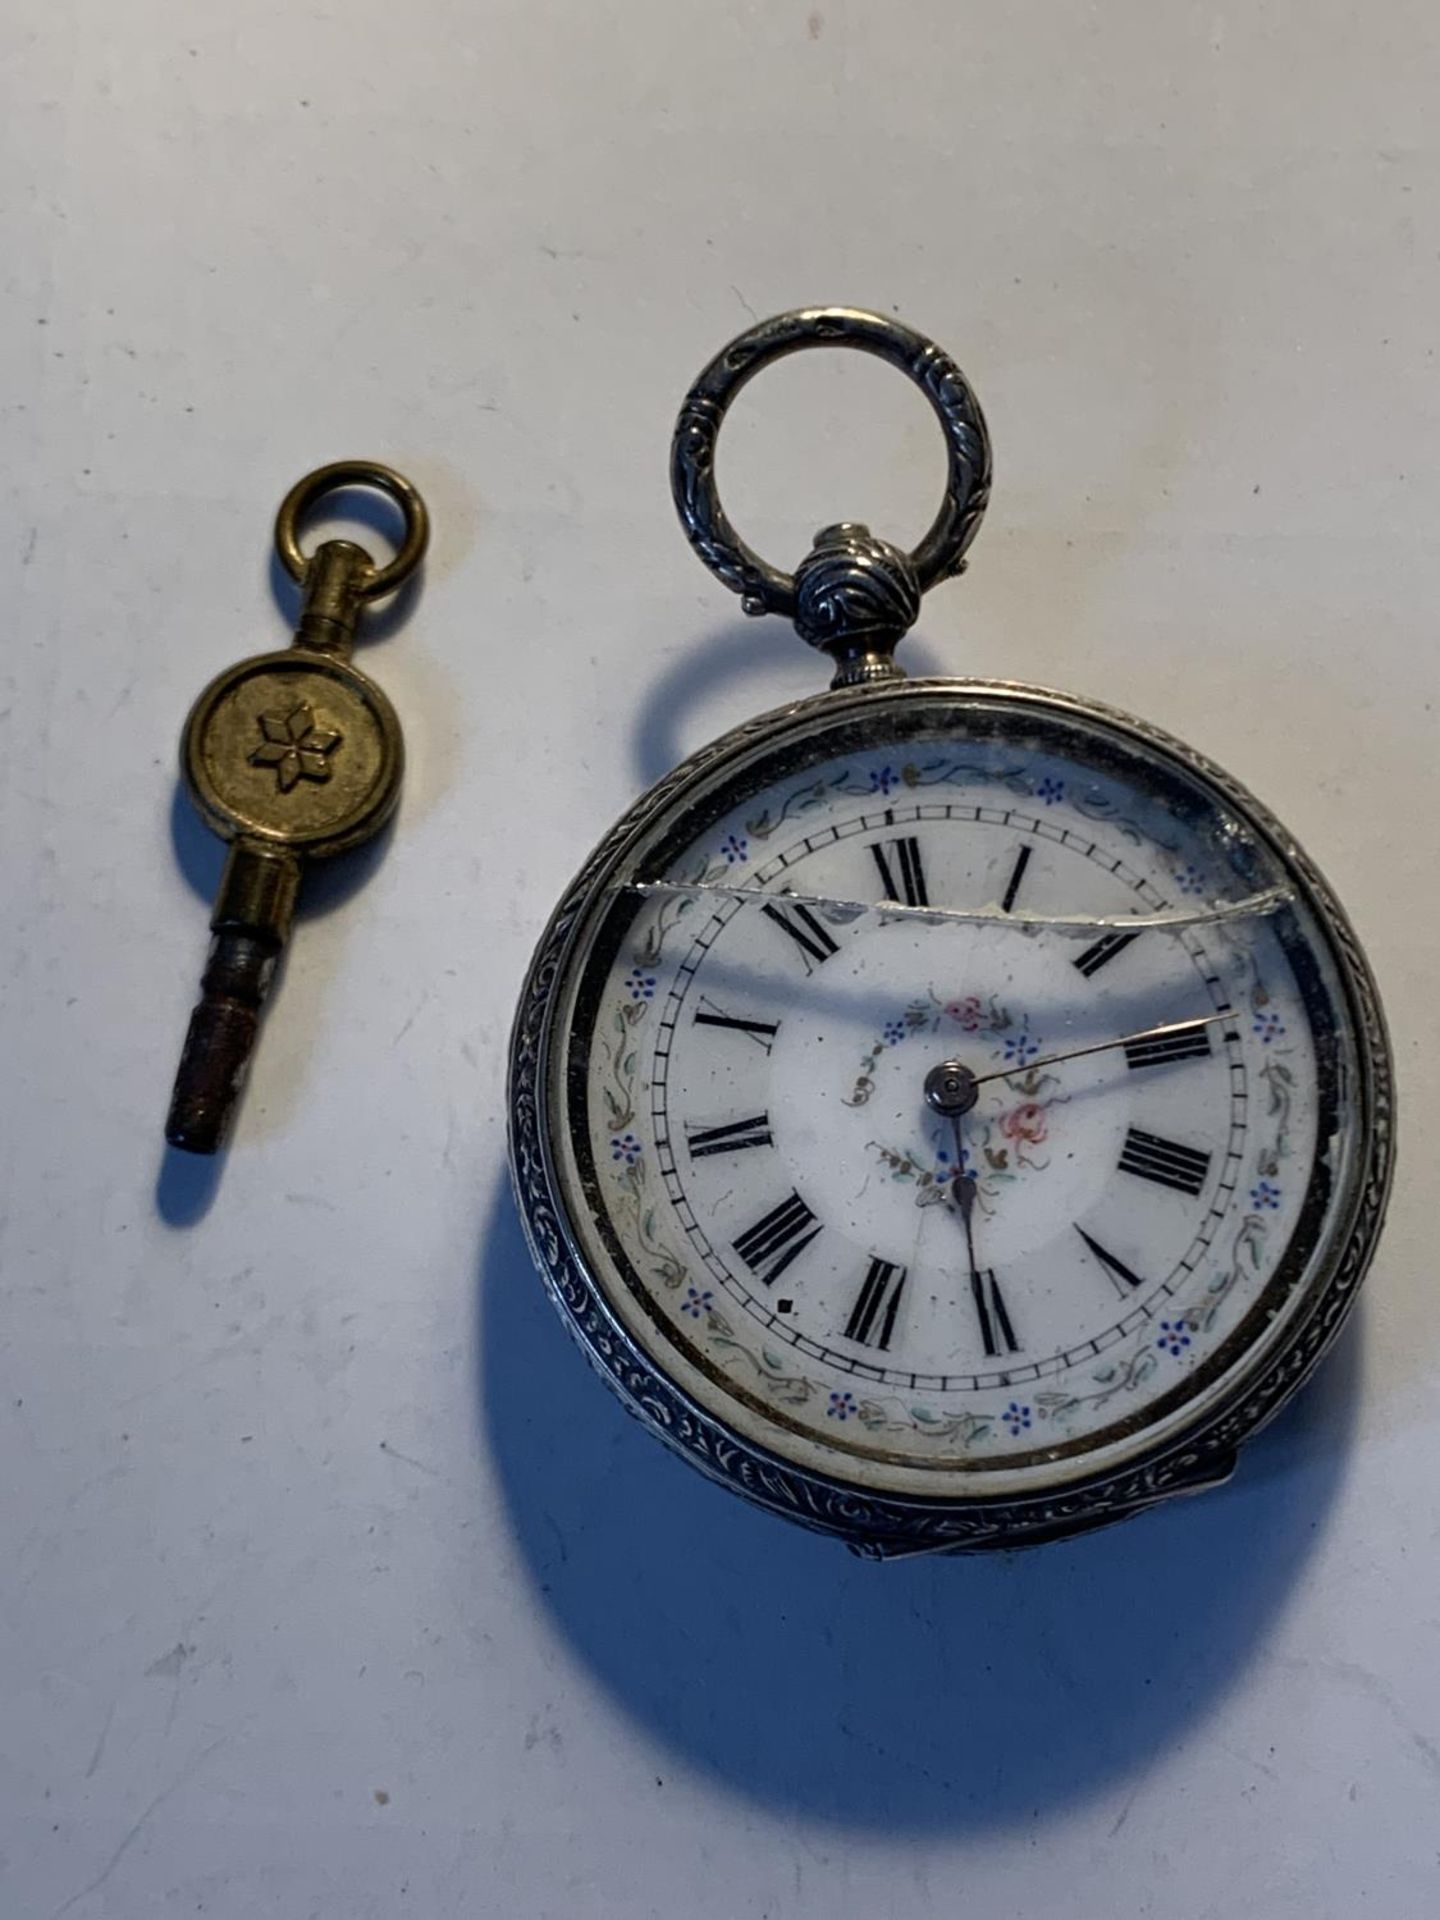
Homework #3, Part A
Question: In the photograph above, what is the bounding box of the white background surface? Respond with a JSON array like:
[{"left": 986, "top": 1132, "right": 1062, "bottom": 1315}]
[{"left": 1, "top": 3, "right": 1435, "bottom": 1915}]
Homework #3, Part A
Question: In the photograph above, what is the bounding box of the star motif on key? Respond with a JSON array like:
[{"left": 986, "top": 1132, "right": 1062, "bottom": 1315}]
[{"left": 248, "top": 702, "right": 343, "bottom": 791}]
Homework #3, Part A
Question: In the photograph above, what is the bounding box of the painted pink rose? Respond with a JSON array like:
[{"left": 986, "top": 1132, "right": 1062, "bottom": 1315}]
[
  {"left": 1000, "top": 1102, "right": 1048, "bottom": 1146},
  {"left": 945, "top": 995, "right": 983, "bottom": 1032}
]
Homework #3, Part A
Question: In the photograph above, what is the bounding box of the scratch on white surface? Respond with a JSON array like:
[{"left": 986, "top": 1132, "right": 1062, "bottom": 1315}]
[
  {"left": 49, "top": 1736, "right": 226, "bottom": 1919},
  {"left": 1108, "top": 1783, "right": 1140, "bottom": 1837},
  {"left": 379, "top": 1438, "right": 440, "bottom": 1478},
  {"left": 282, "top": 1190, "right": 338, "bottom": 1211},
  {"left": 1218, "top": 1739, "right": 1280, "bottom": 1783},
  {"left": 145, "top": 1642, "right": 196, "bottom": 1743},
  {"left": 1279, "top": 1656, "right": 1440, "bottom": 1778},
  {"left": 144, "top": 1642, "right": 192, "bottom": 1681},
  {"left": 83, "top": 1701, "right": 115, "bottom": 1780},
  {"left": 393, "top": 990, "right": 432, "bottom": 1047},
  {"left": 59, "top": 1462, "right": 127, "bottom": 1512},
  {"left": 523, "top": 1712, "right": 563, "bottom": 1754},
  {"left": 542, "top": 1509, "right": 569, "bottom": 1567},
  {"left": 113, "top": 1340, "right": 253, "bottom": 1410}
]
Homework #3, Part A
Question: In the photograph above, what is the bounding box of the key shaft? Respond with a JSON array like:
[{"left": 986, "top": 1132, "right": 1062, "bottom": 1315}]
[{"left": 165, "top": 843, "right": 300, "bottom": 1152}]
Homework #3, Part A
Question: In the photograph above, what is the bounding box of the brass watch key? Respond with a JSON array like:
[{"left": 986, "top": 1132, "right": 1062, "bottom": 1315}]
[{"left": 165, "top": 460, "right": 429, "bottom": 1154}]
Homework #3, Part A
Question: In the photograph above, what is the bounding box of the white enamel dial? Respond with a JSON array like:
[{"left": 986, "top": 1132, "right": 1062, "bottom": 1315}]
[{"left": 542, "top": 689, "right": 1366, "bottom": 1503}]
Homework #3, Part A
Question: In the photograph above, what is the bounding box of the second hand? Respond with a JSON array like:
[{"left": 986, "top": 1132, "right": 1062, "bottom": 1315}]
[{"left": 972, "top": 1008, "right": 1235, "bottom": 1087}]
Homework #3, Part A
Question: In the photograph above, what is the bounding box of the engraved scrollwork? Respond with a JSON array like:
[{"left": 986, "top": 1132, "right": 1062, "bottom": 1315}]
[
  {"left": 792, "top": 523, "right": 922, "bottom": 651},
  {"left": 669, "top": 308, "right": 993, "bottom": 659}
]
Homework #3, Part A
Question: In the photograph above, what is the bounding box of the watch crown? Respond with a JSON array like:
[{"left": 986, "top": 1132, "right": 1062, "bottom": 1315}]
[{"left": 792, "top": 522, "right": 922, "bottom": 689}]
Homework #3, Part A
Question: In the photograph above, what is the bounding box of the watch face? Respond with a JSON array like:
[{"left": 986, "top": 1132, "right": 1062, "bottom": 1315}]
[{"left": 518, "top": 682, "right": 1387, "bottom": 1523}]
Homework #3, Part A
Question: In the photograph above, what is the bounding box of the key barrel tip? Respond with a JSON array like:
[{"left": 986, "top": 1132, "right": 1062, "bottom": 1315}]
[{"left": 164, "top": 927, "right": 280, "bottom": 1154}]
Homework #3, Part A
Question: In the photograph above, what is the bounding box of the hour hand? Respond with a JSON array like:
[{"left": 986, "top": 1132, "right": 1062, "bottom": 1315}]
[
  {"left": 923, "top": 1060, "right": 981, "bottom": 1273},
  {"left": 952, "top": 1165, "right": 980, "bottom": 1270}
]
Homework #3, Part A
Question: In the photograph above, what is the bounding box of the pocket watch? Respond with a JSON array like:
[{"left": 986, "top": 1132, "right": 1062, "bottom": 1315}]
[{"left": 508, "top": 307, "right": 1394, "bottom": 1556}]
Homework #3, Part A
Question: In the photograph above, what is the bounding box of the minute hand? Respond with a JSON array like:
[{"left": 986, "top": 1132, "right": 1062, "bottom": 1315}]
[{"left": 973, "top": 1010, "right": 1233, "bottom": 1087}]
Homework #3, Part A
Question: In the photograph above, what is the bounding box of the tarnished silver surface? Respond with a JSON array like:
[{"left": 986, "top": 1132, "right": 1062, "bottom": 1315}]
[
  {"left": 670, "top": 308, "right": 991, "bottom": 686},
  {"left": 507, "top": 676, "right": 1395, "bottom": 1557}
]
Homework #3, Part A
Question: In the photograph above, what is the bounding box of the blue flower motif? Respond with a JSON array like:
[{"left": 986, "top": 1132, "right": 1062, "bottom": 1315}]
[
  {"left": 869, "top": 765, "right": 900, "bottom": 796},
  {"left": 1252, "top": 1011, "right": 1285, "bottom": 1044},
  {"left": 883, "top": 1019, "right": 907, "bottom": 1046},
  {"left": 934, "top": 1143, "right": 975, "bottom": 1181},
  {"left": 681, "top": 1286, "right": 713, "bottom": 1319},
  {"left": 625, "top": 967, "right": 656, "bottom": 1002},
  {"left": 1251, "top": 1178, "right": 1281, "bottom": 1211},
  {"left": 1156, "top": 1318, "right": 1192, "bottom": 1358},
  {"left": 1003, "top": 1028, "right": 1041, "bottom": 1067},
  {"left": 1036, "top": 775, "right": 1065, "bottom": 805},
  {"left": 721, "top": 833, "right": 748, "bottom": 865},
  {"left": 1174, "top": 863, "right": 1206, "bottom": 896},
  {"left": 827, "top": 1390, "right": 857, "bottom": 1421},
  {"left": 610, "top": 1133, "right": 641, "bottom": 1166},
  {"left": 1002, "top": 1400, "right": 1032, "bottom": 1436}
]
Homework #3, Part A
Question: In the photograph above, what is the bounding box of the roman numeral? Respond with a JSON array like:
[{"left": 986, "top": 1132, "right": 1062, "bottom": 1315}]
[
  {"left": 869, "top": 836, "right": 929, "bottom": 908},
  {"left": 733, "top": 1191, "right": 822, "bottom": 1286},
  {"left": 1073, "top": 928, "right": 1142, "bottom": 978},
  {"left": 1118, "top": 1127, "right": 1211, "bottom": 1197},
  {"left": 1000, "top": 844, "right": 1032, "bottom": 914},
  {"left": 686, "top": 1113, "right": 773, "bottom": 1159},
  {"left": 843, "top": 1257, "right": 907, "bottom": 1349},
  {"left": 970, "top": 1269, "right": 1019, "bottom": 1356},
  {"left": 1075, "top": 1226, "right": 1146, "bottom": 1298},
  {"left": 693, "top": 998, "right": 779, "bottom": 1053},
  {"left": 760, "top": 899, "right": 840, "bottom": 970},
  {"left": 1123, "top": 1019, "right": 1213, "bottom": 1071}
]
